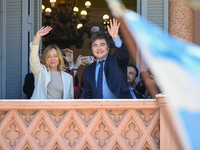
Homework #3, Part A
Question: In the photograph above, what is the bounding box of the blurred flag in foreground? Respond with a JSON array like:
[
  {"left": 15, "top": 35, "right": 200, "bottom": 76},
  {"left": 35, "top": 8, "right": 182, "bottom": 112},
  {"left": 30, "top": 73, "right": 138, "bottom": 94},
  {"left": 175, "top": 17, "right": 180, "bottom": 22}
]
[{"left": 106, "top": 0, "right": 200, "bottom": 149}]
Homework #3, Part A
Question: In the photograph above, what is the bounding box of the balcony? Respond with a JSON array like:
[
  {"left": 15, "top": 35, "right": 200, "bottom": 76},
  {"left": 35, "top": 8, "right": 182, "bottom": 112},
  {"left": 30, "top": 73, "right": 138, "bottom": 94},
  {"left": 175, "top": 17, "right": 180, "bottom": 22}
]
[{"left": 0, "top": 96, "right": 181, "bottom": 149}]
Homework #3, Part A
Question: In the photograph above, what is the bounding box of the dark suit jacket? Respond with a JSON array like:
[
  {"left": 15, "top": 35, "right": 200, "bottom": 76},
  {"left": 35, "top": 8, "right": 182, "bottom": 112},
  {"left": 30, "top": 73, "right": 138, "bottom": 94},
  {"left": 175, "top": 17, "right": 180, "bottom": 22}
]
[
  {"left": 83, "top": 44, "right": 131, "bottom": 99},
  {"left": 135, "top": 91, "right": 144, "bottom": 99}
]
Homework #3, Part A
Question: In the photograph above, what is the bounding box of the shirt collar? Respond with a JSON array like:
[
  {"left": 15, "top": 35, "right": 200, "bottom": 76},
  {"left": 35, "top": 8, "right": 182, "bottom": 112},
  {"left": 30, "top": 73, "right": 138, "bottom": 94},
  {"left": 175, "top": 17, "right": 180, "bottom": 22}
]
[
  {"left": 129, "top": 87, "right": 134, "bottom": 90},
  {"left": 96, "top": 55, "right": 107, "bottom": 65}
]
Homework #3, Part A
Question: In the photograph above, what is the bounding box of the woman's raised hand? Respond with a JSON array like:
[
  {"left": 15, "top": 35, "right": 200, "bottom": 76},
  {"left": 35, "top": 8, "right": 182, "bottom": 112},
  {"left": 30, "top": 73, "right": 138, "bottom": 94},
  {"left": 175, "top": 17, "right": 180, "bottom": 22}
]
[
  {"left": 107, "top": 18, "right": 120, "bottom": 38},
  {"left": 36, "top": 26, "right": 52, "bottom": 38}
]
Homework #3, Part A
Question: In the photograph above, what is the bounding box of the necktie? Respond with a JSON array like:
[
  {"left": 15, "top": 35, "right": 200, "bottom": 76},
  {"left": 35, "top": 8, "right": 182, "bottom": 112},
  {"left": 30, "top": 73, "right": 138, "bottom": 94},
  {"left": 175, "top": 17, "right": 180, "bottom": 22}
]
[
  {"left": 97, "top": 61, "right": 104, "bottom": 98},
  {"left": 129, "top": 88, "right": 137, "bottom": 99}
]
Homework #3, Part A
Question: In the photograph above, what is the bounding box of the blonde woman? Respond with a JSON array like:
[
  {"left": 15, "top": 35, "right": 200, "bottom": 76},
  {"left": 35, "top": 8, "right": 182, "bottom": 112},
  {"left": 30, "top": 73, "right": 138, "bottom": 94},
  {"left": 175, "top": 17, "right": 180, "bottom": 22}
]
[{"left": 30, "top": 26, "right": 74, "bottom": 99}]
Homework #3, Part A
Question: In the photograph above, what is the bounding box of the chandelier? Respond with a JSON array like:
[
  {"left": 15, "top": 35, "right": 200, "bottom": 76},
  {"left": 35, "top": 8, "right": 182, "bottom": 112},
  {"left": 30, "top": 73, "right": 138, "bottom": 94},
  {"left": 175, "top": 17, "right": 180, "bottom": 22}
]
[{"left": 42, "top": 0, "right": 92, "bottom": 49}]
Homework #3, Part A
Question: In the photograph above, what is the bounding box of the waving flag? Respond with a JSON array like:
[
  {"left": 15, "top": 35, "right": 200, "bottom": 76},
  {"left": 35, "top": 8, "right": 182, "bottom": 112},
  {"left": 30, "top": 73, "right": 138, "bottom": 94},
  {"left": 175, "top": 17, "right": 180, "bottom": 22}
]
[{"left": 106, "top": 0, "right": 200, "bottom": 149}]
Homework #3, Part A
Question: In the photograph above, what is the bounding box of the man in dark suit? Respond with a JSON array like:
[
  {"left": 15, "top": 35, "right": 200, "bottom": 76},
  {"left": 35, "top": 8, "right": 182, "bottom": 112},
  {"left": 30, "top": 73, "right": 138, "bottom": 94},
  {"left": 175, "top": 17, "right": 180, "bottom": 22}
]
[
  {"left": 83, "top": 18, "right": 131, "bottom": 99},
  {"left": 127, "top": 64, "right": 144, "bottom": 99}
]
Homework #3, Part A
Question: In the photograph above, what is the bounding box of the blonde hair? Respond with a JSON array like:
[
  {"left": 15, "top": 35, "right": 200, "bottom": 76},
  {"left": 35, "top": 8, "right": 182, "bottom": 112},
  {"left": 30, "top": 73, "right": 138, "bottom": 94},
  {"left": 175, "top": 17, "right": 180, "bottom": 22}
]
[{"left": 42, "top": 45, "right": 66, "bottom": 71}]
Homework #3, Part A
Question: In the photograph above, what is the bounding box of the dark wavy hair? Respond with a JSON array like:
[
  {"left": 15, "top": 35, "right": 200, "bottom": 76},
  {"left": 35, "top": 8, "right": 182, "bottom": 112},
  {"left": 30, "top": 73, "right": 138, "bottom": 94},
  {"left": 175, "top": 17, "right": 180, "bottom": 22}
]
[
  {"left": 89, "top": 31, "right": 111, "bottom": 53},
  {"left": 127, "top": 64, "right": 139, "bottom": 77}
]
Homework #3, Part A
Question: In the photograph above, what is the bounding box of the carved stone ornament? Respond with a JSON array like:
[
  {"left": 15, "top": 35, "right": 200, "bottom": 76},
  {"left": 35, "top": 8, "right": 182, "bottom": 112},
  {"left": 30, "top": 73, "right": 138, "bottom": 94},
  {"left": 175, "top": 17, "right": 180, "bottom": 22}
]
[
  {"left": 77, "top": 110, "right": 97, "bottom": 127},
  {"left": 151, "top": 121, "right": 160, "bottom": 148},
  {"left": 107, "top": 109, "right": 127, "bottom": 127},
  {"left": 137, "top": 109, "right": 157, "bottom": 127}
]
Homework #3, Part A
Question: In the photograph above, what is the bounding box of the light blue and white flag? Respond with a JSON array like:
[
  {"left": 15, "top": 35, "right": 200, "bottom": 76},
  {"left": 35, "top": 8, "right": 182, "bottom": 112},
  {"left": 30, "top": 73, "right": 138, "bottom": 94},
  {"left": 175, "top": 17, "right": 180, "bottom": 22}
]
[{"left": 106, "top": 0, "right": 200, "bottom": 149}]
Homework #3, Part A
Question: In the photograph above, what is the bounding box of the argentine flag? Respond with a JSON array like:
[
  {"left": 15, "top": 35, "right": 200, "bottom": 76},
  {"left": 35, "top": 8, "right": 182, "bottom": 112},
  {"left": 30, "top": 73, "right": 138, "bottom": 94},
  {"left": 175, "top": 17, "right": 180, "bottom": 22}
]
[{"left": 106, "top": 0, "right": 200, "bottom": 149}]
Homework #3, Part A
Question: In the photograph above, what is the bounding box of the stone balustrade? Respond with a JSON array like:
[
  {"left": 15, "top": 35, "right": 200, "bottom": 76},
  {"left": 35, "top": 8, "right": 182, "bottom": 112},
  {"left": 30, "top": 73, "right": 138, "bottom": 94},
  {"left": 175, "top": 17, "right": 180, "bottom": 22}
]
[{"left": 0, "top": 96, "right": 181, "bottom": 150}]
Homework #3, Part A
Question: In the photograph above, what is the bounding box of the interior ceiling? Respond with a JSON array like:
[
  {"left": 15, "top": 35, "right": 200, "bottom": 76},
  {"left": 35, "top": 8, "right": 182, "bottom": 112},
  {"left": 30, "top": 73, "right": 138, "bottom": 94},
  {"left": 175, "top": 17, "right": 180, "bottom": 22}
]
[{"left": 43, "top": 0, "right": 136, "bottom": 8}]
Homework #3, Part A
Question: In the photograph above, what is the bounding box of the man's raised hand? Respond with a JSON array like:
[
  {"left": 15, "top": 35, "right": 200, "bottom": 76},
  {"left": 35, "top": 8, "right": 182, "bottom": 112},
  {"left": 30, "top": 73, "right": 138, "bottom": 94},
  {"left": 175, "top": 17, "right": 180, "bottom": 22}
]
[{"left": 107, "top": 18, "right": 120, "bottom": 38}]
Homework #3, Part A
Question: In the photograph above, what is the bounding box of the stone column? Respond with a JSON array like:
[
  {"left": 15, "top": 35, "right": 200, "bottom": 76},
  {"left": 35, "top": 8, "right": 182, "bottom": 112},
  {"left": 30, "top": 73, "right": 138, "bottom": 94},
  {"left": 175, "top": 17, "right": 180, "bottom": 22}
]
[{"left": 169, "top": 0, "right": 194, "bottom": 42}]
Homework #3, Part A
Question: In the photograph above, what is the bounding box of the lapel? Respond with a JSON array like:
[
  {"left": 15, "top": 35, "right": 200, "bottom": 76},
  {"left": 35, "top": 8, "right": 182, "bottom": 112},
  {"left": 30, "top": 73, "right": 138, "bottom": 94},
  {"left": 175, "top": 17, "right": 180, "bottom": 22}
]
[
  {"left": 61, "top": 71, "right": 69, "bottom": 99},
  {"left": 90, "top": 62, "right": 97, "bottom": 97},
  {"left": 44, "top": 68, "right": 51, "bottom": 96},
  {"left": 104, "top": 54, "right": 111, "bottom": 75}
]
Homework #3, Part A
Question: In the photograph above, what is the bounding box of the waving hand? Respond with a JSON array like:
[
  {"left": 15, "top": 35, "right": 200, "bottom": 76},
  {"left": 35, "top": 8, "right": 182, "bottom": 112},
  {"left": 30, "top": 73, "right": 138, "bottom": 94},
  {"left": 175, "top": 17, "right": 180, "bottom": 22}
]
[
  {"left": 107, "top": 18, "right": 120, "bottom": 38},
  {"left": 36, "top": 26, "right": 52, "bottom": 38}
]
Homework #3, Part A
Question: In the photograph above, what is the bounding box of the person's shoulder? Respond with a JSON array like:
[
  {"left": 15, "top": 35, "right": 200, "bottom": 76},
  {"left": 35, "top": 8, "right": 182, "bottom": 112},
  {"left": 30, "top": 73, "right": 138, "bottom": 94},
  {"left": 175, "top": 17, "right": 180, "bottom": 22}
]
[
  {"left": 85, "top": 62, "right": 96, "bottom": 71},
  {"left": 62, "top": 71, "right": 72, "bottom": 78},
  {"left": 25, "top": 73, "right": 34, "bottom": 77}
]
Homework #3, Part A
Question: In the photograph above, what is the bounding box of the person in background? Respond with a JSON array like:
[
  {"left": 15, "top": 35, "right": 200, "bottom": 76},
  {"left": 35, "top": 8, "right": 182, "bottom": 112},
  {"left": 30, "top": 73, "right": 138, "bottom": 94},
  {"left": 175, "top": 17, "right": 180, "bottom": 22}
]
[
  {"left": 136, "top": 69, "right": 161, "bottom": 99},
  {"left": 127, "top": 64, "right": 144, "bottom": 99},
  {"left": 63, "top": 48, "right": 96, "bottom": 99},
  {"left": 63, "top": 48, "right": 87, "bottom": 98},
  {"left": 83, "top": 18, "right": 131, "bottom": 99},
  {"left": 23, "top": 73, "right": 34, "bottom": 99},
  {"left": 30, "top": 26, "right": 74, "bottom": 99}
]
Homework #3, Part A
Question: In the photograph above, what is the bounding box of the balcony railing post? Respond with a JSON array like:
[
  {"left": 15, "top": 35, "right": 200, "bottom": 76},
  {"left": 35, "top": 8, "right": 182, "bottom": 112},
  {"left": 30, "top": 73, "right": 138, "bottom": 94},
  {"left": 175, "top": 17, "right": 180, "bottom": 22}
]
[{"left": 157, "top": 96, "right": 183, "bottom": 150}]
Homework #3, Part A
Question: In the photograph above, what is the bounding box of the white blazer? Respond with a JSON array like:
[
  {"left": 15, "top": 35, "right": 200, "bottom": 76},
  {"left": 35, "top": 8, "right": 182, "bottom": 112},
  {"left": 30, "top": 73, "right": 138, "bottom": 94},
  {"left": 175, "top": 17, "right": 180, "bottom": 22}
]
[{"left": 29, "top": 37, "right": 74, "bottom": 99}]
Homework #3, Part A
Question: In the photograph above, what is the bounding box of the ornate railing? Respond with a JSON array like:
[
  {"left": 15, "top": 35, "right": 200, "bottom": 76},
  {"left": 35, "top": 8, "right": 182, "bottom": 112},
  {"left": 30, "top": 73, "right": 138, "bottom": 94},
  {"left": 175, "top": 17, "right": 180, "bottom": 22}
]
[{"left": 0, "top": 96, "right": 181, "bottom": 150}]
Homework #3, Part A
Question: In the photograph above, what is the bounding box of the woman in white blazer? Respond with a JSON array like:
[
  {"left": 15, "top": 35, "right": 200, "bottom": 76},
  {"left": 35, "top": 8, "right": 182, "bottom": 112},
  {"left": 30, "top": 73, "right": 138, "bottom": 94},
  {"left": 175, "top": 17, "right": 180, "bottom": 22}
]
[{"left": 30, "top": 26, "right": 74, "bottom": 99}]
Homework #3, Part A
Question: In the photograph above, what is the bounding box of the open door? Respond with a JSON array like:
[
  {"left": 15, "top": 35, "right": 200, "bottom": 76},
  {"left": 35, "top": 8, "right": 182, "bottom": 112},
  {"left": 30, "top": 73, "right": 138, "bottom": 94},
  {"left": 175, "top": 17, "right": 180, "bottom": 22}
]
[{"left": 0, "top": 0, "right": 41, "bottom": 99}]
